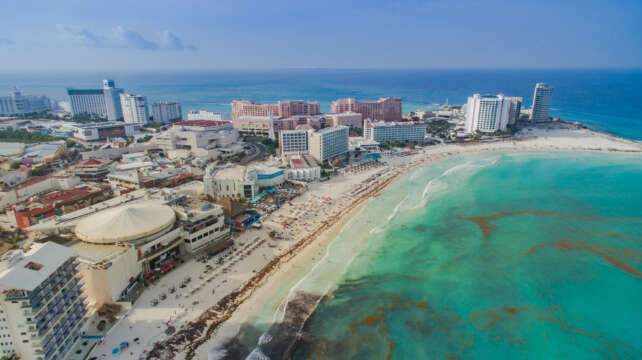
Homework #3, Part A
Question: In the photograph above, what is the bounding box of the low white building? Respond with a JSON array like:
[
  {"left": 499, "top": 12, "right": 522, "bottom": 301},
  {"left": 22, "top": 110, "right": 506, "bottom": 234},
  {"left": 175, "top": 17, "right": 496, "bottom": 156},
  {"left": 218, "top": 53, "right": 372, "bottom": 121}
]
[
  {"left": 287, "top": 155, "right": 321, "bottom": 182},
  {"left": 187, "top": 110, "right": 224, "bottom": 121},
  {"left": 69, "top": 122, "right": 140, "bottom": 141},
  {"left": 233, "top": 115, "right": 276, "bottom": 139},
  {"left": 363, "top": 120, "right": 427, "bottom": 143},
  {"left": 152, "top": 120, "right": 241, "bottom": 160},
  {"left": 203, "top": 164, "right": 286, "bottom": 200},
  {"left": 204, "top": 164, "right": 258, "bottom": 200},
  {"left": 0, "top": 175, "right": 81, "bottom": 210},
  {"left": 174, "top": 199, "right": 229, "bottom": 253},
  {"left": 308, "top": 126, "right": 349, "bottom": 162},
  {"left": 70, "top": 241, "right": 141, "bottom": 308},
  {"left": 254, "top": 165, "right": 286, "bottom": 187},
  {"left": 349, "top": 137, "right": 381, "bottom": 152}
]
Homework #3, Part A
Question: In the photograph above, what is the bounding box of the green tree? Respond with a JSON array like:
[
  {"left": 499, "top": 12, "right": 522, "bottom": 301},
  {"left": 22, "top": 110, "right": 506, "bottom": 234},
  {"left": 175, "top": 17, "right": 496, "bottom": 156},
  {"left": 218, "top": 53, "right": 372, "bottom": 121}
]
[
  {"left": 72, "top": 112, "right": 108, "bottom": 123},
  {"left": 0, "top": 129, "right": 59, "bottom": 143}
]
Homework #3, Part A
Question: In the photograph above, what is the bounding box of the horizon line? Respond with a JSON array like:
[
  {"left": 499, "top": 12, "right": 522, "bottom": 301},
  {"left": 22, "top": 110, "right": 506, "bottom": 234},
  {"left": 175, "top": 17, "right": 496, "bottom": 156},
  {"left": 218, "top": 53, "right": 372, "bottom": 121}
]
[{"left": 1, "top": 66, "right": 642, "bottom": 73}]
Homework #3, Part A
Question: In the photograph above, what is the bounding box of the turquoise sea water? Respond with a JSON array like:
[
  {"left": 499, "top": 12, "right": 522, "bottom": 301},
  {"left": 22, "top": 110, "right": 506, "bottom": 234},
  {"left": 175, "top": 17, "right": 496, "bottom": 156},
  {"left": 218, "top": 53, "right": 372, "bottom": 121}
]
[
  {"left": 1, "top": 69, "right": 642, "bottom": 140},
  {"left": 231, "top": 152, "right": 642, "bottom": 359}
]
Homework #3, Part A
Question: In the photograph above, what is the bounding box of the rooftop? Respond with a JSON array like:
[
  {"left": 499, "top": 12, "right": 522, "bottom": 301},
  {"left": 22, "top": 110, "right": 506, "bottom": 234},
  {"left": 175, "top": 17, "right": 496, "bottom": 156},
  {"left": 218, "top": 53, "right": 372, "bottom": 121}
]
[
  {"left": 14, "top": 185, "right": 106, "bottom": 215},
  {"left": 289, "top": 154, "right": 319, "bottom": 168},
  {"left": 77, "top": 158, "right": 112, "bottom": 167},
  {"left": 0, "top": 242, "right": 76, "bottom": 292},
  {"left": 15, "top": 175, "right": 50, "bottom": 190},
  {"left": 28, "top": 188, "right": 152, "bottom": 232},
  {"left": 35, "top": 235, "right": 131, "bottom": 270},
  {"left": 366, "top": 120, "right": 426, "bottom": 127},
  {"left": 211, "top": 164, "right": 248, "bottom": 180},
  {"left": 75, "top": 200, "right": 175, "bottom": 244},
  {"left": 71, "top": 122, "right": 140, "bottom": 129},
  {"left": 314, "top": 125, "right": 349, "bottom": 134},
  {"left": 174, "top": 120, "right": 231, "bottom": 128}
]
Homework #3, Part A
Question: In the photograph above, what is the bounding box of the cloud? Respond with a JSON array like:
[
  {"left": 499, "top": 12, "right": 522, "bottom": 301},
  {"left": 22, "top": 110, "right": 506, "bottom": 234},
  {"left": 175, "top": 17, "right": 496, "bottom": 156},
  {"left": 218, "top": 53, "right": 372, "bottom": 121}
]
[
  {"left": 56, "top": 25, "right": 105, "bottom": 47},
  {"left": 0, "top": 38, "right": 14, "bottom": 46},
  {"left": 159, "top": 31, "right": 197, "bottom": 51},
  {"left": 112, "top": 26, "right": 159, "bottom": 50},
  {"left": 54, "top": 25, "right": 196, "bottom": 52}
]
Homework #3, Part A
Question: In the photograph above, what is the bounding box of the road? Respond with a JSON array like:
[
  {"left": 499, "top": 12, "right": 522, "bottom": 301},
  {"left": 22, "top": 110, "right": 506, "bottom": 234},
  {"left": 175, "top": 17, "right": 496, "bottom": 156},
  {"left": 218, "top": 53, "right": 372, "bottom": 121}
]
[{"left": 239, "top": 141, "right": 267, "bottom": 164}]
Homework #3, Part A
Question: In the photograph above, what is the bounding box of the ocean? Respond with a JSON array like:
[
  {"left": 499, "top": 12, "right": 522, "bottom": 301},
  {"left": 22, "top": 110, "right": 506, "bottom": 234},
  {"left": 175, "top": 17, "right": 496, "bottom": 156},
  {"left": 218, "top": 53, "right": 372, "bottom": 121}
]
[
  {"left": 227, "top": 152, "right": 642, "bottom": 359},
  {"left": 1, "top": 69, "right": 641, "bottom": 139},
  {"left": 2, "top": 69, "right": 642, "bottom": 359}
]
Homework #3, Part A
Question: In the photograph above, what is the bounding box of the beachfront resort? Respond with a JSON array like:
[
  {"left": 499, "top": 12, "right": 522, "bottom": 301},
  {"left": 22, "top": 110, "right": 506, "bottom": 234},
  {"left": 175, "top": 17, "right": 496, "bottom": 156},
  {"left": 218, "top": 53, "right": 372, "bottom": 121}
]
[{"left": 0, "top": 81, "right": 640, "bottom": 360}]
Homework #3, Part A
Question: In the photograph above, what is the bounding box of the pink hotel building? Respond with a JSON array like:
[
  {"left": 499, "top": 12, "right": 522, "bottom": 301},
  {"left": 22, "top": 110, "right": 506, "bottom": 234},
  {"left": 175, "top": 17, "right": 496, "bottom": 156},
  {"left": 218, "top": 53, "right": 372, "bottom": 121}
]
[
  {"left": 231, "top": 100, "right": 320, "bottom": 120},
  {"left": 330, "top": 97, "right": 402, "bottom": 122}
]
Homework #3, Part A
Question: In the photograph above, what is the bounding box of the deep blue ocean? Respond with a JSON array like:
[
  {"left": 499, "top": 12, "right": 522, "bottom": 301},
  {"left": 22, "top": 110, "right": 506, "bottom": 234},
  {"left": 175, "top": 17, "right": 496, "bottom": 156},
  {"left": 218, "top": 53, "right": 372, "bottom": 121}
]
[{"left": 1, "top": 69, "right": 641, "bottom": 139}]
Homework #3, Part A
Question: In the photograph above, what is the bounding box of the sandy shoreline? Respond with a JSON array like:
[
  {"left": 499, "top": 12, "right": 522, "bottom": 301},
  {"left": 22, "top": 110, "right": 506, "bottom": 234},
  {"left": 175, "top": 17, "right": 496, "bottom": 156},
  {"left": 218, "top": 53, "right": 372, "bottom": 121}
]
[
  {"left": 89, "top": 127, "right": 641, "bottom": 360},
  {"left": 192, "top": 128, "right": 641, "bottom": 359}
]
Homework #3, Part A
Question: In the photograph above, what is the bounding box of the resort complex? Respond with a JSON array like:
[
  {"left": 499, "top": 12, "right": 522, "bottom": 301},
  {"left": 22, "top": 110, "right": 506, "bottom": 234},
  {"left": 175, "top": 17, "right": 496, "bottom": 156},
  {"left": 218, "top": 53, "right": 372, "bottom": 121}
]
[{"left": 0, "top": 78, "right": 640, "bottom": 360}]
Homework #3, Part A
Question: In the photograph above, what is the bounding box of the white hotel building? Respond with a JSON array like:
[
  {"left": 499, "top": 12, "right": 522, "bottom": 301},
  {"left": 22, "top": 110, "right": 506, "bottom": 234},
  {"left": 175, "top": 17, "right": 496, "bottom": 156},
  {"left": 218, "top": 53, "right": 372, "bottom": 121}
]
[
  {"left": 465, "top": 94, "right": 511, "bottom": 133},
  {"left": 152, "top": 102, "right": 182, "bottom": 123},
  {"left": 364, "top": 120, "right": 427, "bottom": 143},
  {"left": 67, "top": 80, "right": 124, "bottom": 121},
  {"left": 308, "top": 126, "right": 349, "bottom": 162},
  {"left": 0, "top": 242, "right": 87, "bottom": 360},
  {"left": 67, "top": 89, "right": 107, "bottom": 118},
  {"left": 121, "top": 93, "right": 150, "bottom": 124},
  {"left": 530, "top": 83, "right": 553, "bottom": 122},
  {"left": 0, "top": 88, "right": 51, "bottom": 116},
  {"left": 279, "top": 129, "right": 310, "bottom": 156}
]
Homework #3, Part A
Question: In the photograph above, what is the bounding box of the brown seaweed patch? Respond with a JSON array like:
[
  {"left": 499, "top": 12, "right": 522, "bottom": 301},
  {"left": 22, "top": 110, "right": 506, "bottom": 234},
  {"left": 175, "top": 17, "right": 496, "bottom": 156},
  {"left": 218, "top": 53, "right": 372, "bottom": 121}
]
[
  {"left": 471, "top": 304, "right": 642, "bottom": 358},
  {"left": 501, "top": 306, "right": 529, "bottom": 315},
  {"left": 415, "top": 300, "right": 430, "bottom": 310},
  {"left": 470, "top": 305, "right": 534, "bottom": 331},
  {"left": 348, "top": 295, "right": 474, "bottom": 358},
  {"left": 363, "top": 315, "right": 385, "bottom": 327},
  {"left": 385, "top": 340, "right": 396, "bottom": 360},
  {"left": 527, "top": 239, "right": 642, "bottom": 279},
  {"left": 464, "top": 210, "right": 642, "bottom": 239}
]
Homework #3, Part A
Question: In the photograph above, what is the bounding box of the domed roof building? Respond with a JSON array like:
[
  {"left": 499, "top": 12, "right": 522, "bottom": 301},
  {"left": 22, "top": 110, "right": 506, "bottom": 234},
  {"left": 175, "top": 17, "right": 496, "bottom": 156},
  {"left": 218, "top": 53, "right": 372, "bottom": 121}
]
[
  {"left": 28, "top": 186, "right": 231, "bottom": 310},
  {"left": 75, "top": 201, "right": 175, "bottom": 244}
]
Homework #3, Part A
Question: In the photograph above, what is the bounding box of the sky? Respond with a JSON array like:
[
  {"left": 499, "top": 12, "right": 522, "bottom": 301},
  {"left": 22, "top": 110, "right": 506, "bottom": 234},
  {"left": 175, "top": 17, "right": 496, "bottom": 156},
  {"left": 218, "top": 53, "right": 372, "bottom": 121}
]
[{"left": 0, "top": 0, "right": 641, "bottom": 70}]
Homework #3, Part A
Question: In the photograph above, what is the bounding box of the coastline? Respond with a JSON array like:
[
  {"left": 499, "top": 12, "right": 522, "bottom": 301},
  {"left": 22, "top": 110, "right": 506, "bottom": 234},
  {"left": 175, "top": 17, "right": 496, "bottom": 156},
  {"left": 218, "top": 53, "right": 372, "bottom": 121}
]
[{"left": 140, "top": 126, "right": 642, "bottom": 360}]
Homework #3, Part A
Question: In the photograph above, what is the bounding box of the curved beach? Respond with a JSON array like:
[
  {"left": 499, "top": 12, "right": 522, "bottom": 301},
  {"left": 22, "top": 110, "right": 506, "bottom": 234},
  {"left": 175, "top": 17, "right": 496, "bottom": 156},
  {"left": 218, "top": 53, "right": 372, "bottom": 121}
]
[{"left": 132, "top": 126, "right": 642, "bottom": 360}]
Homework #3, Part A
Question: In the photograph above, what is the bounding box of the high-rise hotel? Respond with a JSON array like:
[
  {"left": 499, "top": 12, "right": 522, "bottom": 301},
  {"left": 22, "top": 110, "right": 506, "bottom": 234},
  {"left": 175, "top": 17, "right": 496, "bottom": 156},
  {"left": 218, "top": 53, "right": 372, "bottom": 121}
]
[
  {"left": 308, "top": 126, "right": 349, "bottom": 162},
  {"left": 529, "top": 83, "right": 553, "bottom": 122},
  {"left": 152, "top": 101, "right": 182, "bottom": 123},
  {"left": 0, "top": 242, "right": 87, "bottom": 360},
  {"left": 67, "top": 80, "right": 124, "bottom": 120},
  {"left": 465, "top": 94, "right": 512, "bottom": 133},
  {"left": 0, "top": 88, "right": 51, "bottom": 116},
  {"left": 120, "top": 93, "right": 150, "bottom": 124}
]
